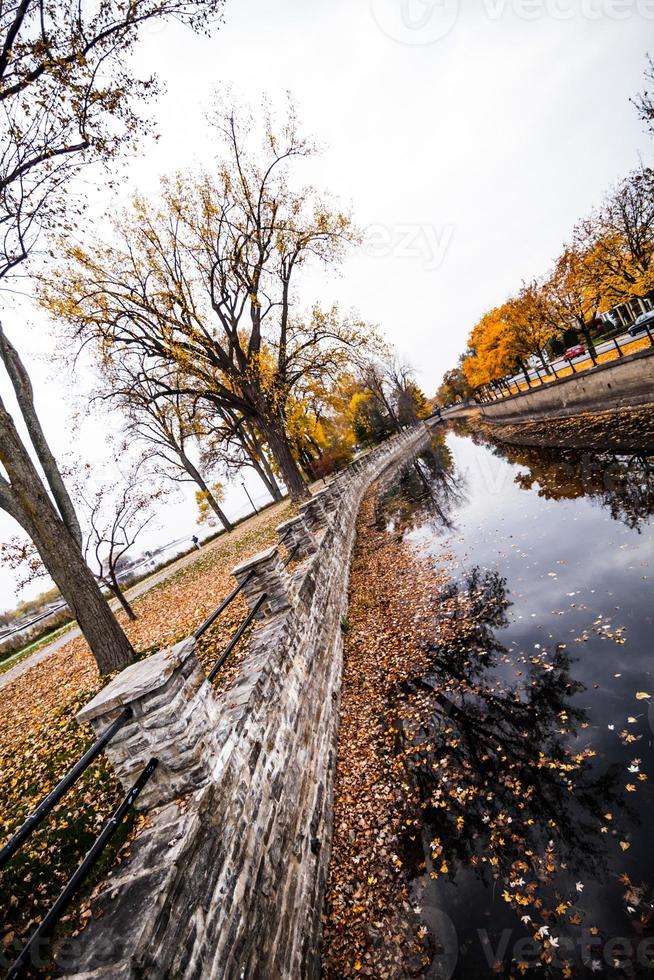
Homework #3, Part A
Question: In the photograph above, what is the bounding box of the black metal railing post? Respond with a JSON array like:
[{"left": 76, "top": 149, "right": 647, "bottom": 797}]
[
  {"left": 0, "top": 706, "right": 133, "bottom": 872},
  {"left": 207, "top": 594, "right": 267, "bottom": 683},
  {"left": 283, "top": 544, "right": 301, "bottom": 569},
  {"left": 193, "top": 571, "right": 255, "bottom": 641},
  {"left": 5, "top": 758, "right": 158, "bottom": 980}
]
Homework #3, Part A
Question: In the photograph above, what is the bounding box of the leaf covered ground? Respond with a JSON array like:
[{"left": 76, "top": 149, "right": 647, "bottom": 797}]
[
  {"left": 483, "top": 404, "right": 654, "bottom": 453},
  {"left": 322, "top": 491, "right": 446, "bottom": 979},
  {"left": 0, "top": 501, "right": 290, "bottom": 964}
]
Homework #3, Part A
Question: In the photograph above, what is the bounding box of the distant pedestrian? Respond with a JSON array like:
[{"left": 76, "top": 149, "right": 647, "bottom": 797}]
[{"left": 192, "top": 535, "right": 200, "bottom": 550}]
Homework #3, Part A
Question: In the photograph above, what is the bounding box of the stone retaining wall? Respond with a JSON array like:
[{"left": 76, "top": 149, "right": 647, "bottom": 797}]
[
  {"left": 63, "top": 425, "right": 429, "bottom": 980},
  {"left": 440, "top": 344, "right": 654, "bottom": 425}
]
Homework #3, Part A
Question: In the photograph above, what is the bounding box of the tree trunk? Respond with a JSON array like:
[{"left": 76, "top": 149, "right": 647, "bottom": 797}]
[
  {"left": 258, "top": 416, "right": 309, "bottom": 502},
  {"left": 380, "top": 390, "right": 400, "bottom": 432},
  {"left": 106, "top": 574, "right": 137, "bottom": 621},
  {"left": 0, "top": 400, "right": 134, "bottom": 674},
  {"left": 538, "top": 351, "right": 550, "bottom": 376},
  {"left": 580, "top": 324, "right": 598, "bottom": 365},
  {"left": 181, "top": 453, "right": 233, "bottom": 531},
  {"left": 234, "top": 422, "right": 284, "bottom": 502},
  {"left": 0, "top": 324, "right": 83, "bottom": 547},
  {"left": 250, "top": 451, "right": 283, "bottom": 502}
]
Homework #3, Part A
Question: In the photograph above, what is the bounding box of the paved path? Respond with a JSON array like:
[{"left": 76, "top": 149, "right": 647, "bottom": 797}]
[{"left": 0, "top": 502, "right": 289, "bottom": 691}]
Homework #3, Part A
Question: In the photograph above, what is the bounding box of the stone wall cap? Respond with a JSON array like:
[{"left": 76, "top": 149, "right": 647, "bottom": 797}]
[
  {"left": 77, "top": 638, "right": 197, "bottom": 723},
  {"left": 232, "top": 545, "right": 278, "bottom": 577},
  {"left": 276, "top": 516, "right": 302, "bottom": 533}
]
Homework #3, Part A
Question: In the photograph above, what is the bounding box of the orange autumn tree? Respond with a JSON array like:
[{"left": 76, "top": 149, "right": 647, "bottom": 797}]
[
  {"left": 544, "top": 243, "right": 608, "bottom": 363},
  {"left": 285, "top": 374, "right": 359, "bottom": 476},
  {"left": 503, "top": 282, "right": 559, "bottom": 377},
  {"left": 463, "top": 305, "right": 521, "bottom": 394}
]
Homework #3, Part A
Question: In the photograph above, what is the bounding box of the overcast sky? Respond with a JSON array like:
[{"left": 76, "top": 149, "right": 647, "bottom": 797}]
[{"left": 1, "top": 0, "right": 652, "bottom": 610}]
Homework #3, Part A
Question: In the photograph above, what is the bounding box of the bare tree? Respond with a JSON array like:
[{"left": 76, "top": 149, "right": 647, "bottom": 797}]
[
  {"left": 384, "top": 357, "right": 429, "bottom": 425},
  {"left": 200, "top": 408, "right": 285, "bottom": 502},
  {"left": 99, "top": 358, "right": 234, "bottom": 531},
  {"left": 82, "top": 462, "right": 164, "bottom": 622},
  {"left": 0, "top": 323, "right": 82, "bottom": 544},
  {"left": 0, "top": 0, "right": 223, "bottom": 673},
  {"left": 632, "top": 54, "right": 654, "bottom": 136},
  {"left": 0, "top": 0, "right": 223, "bottom": 279},
  {"left": 359, "top": 358, "right": 401, "bottom": 433},
  {"left": 574, "top": 166, "right": 654, "bottom": 304},
  {"left": 0, "top": 386, "right": 138, "bottom": 672}
]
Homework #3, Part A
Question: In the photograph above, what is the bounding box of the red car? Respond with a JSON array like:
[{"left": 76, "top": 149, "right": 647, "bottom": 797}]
[{"left": 563, "top": 344, "right": 585, "bottom": 361}]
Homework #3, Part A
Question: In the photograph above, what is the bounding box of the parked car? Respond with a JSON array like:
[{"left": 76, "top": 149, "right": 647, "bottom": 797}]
[
  {"left": 628, "top": 310, "right": 654, "bottom": 337},
  {"left": 563, "top": 344, "right": 586, "bottom": 361}
]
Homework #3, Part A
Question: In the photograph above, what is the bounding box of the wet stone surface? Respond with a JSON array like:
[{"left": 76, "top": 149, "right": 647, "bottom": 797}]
[{"left": 370, "top": 423, "right": 654, "bottom": 979}]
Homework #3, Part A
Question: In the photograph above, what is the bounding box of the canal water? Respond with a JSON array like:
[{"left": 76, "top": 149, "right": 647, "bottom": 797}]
[{"left": 376, "top": 423, "right": 654, "bottom": 980}]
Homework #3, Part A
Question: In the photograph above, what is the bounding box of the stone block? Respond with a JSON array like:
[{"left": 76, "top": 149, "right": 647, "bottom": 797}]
[
  {"left": 64, "top": 423, "right": 428, "bottom": 980},
  {"left": 232, "top": 546, "right": 292, "bottom": 616},
  {"left": 276, "top": 515, "right": 317, "bottom": 560},
  {"left": 77, "top": 638, "right": 220, "bottom": 808}
]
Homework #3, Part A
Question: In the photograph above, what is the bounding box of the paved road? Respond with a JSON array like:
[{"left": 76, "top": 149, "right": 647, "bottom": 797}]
[
  {"left": 0, "top": 506, "right": 286, "bottom": 691},
  {"left": 507, "top": 330, "right": 645, "bottom": 386}
]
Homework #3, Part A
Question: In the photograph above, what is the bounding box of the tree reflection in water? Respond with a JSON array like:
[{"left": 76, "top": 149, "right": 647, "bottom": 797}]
[
  {"left": 389, "top": 567, "right": 648, "bottom": 977},
  {"left": 506, "top": 447, "right": 654, "bottom": 533},
  {"left": 375, "top": 434, "right": 467, "bottom": 537}
]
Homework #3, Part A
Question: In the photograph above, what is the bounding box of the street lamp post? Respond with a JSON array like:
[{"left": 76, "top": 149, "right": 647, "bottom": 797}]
[{"left": 242, "top": 482, "right": 258, "bottom": 515}]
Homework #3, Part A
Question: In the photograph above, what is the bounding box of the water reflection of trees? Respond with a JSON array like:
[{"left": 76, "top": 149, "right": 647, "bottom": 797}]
[
  {"left": 504, "top": 445, "right": 654, "bottom": 532},
  {"left": 376, "top": 435, "right": 467, "bottom": 537},
  {"left": 390, "top": 567, "right": 630, "bottom": 971}
]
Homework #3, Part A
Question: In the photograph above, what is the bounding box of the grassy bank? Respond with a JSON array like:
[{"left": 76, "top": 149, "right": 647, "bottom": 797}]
[{"left": 0, "top": 497, "right": 287, "bottom": 674}]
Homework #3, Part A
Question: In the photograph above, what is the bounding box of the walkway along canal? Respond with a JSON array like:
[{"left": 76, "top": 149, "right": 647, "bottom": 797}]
[{"left": 322, "top": 421, "right": 654, "bottom": 980}]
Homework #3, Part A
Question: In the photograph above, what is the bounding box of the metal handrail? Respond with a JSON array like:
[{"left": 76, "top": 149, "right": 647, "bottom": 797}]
[
  {"left": 0, "top": 706, "right": 133, "bottom": 872},
  {"left": 193, "top": 570, "right": 255, "bottom": 640},
  {"left": 283, "top": 544, "right": 300, "bottom": 569},
  {"left": 2, "top": 568, "right": 273, "bottom": 971},
  {"left": 278, "top": 525, "right": 294, "bottom": 546},
  {"left": 207, "top": 593, "right": 267, "bottom": 683},
  {"left": 5, "top": 757, "right": 158, "bottom": 980}
]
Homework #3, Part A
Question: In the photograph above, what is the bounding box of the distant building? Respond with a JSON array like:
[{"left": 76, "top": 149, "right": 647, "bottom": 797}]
[{"left": 603, "top": 294, "right": 654, "bottom": 329}]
